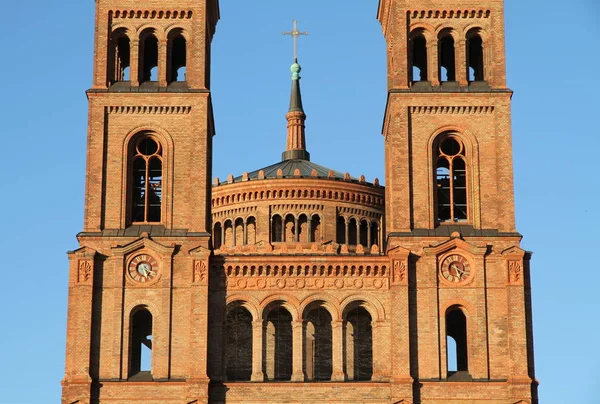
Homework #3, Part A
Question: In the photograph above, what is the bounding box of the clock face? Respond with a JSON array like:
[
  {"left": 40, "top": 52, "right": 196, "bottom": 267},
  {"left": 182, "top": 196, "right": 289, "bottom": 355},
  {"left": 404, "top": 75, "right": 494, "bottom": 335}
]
[
  {"left": 440, "top": 254, "right": 472, "bottom": 284},
  {"left": 128, "top": 254, "right": 159, "bottom": 284}
]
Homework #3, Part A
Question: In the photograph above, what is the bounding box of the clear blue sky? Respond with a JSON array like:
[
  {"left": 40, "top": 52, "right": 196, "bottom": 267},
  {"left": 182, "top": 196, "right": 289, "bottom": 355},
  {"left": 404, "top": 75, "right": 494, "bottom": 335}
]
[{"left": 0, "top": 0, "right": 598, "bottom": 402}]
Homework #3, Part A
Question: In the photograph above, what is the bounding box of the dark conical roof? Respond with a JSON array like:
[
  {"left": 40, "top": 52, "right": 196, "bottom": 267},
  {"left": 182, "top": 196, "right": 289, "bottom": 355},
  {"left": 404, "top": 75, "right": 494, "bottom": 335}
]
[{"left": 234, "top": 158, "right": 355, "bottom": 182}]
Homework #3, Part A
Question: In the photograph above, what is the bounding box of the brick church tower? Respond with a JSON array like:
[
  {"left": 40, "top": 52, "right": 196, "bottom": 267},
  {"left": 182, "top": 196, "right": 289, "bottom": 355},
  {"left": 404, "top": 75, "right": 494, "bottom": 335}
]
[{"left": 61, "top": 0, "right": 538, "bottom": 403}]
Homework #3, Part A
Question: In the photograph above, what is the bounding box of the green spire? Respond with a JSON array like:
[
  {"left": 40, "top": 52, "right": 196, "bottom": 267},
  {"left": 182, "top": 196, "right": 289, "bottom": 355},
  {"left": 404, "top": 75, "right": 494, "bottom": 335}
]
[{"left": 288, "top": 58, "right": 304, "bottom": 113}]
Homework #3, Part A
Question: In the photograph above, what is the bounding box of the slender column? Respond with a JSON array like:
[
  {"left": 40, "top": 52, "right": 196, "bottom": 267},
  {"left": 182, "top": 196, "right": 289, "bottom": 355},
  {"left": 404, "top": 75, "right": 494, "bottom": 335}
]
[
  {"left": 344, "top": 219, "right": 349, "bottom": 245},
  {"left": 367, "top": 224, "right": 372, "bottom": 248},
  {"left": 130, "top": 41, "right": 139, "bottom": 87},
  {"left": 428, "top": 40, "right": 439, "bottom": 86},
  {"left": 294, "top": 216, "right": 299, "bottom": 242},
  {"left": 331, "top": 321, "right": 345, "bottom": 381},
  {"left": 307, "top": 217, "right": 312, "bottom": 242},
  {"left": 356, "top": 221, "right": 361, "bottom": 246},
  {"left": 243, "top": 221, "right": 248, "bottom": 246},
  {"left": 251, "top": 320, "right": 264, "bottom": 381},
  {"left": 158, "top": 39, "right": 168, "bottom": 87},
  {"left": 456, "top": 39, "right": 468, "bottom": 86},
  {"left": 292, "top": 320, "right": 305, "bottom": 381},
  {"left": 221, "top": 226, "right": 225, "bottom": 248},
  {"left": 232, "top": 223, "right": 237, "bottom": 247}
]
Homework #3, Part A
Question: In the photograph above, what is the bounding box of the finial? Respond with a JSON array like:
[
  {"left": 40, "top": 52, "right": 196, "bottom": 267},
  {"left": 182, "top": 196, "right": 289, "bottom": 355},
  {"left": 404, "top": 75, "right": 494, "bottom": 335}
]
[{"left": 291, "top": 60, "right": 302, "bottom": 81}]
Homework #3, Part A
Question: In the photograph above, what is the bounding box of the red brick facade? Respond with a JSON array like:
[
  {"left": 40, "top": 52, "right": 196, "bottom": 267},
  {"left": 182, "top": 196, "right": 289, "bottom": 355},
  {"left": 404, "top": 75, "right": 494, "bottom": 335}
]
[{"left": 61, "top": 0, "right": 538, "bottom": 403}]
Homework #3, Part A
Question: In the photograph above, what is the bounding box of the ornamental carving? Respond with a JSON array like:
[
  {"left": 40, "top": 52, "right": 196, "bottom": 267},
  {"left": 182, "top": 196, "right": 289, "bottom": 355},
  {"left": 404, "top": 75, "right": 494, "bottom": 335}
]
[
  {"left": 193, "top": 261, "right": 208, "bottom": 285},
  {"left": 508, "top": 261, "right": 522, "bottom": 285},
  {"left": 78, "top": 261, "right": 92, "bottom": 284},
  {"left": 392, "top": 260, "right": 407, "bottom": 285},
  {"left": 213, "top": 263, "right": 389, "bottom": 291}
]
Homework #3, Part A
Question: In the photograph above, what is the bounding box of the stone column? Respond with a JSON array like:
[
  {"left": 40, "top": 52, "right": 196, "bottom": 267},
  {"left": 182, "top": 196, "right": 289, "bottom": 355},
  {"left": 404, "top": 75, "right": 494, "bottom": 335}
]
[
  {"left": 456, "top": 39, "right": 468, "bottom": 86},
  {"left": 294, "top": 216, "right": 299, "bottom": 242},
  {"left": 243, "top": 221, "right": 248, "bottom": 246},
  {"left": 292, "top": 320, "right": 305, "bottom": 381},
  {"left": 307, "top": 217, "right": 312, "bottom": 242},
  {"left": 428, "top": 40, "right": 439, "bottom": 86},
  {"left": 367, "top": 224, "right": 372, "bottom": 248},
  {"left": 158, "top": 39, "right": 168, "bottom": 87},
  {"left": 344, "top": 219, "right": 349, "bottom": 245},
  {"left": 251, "top": 320, "right": 264, "bottom": 381},
  {"left": 130, "top": 42, "right": 139, "bottom": 87},
  {"left": 331, "top": 321, "right": 345, "bottom": 381}
]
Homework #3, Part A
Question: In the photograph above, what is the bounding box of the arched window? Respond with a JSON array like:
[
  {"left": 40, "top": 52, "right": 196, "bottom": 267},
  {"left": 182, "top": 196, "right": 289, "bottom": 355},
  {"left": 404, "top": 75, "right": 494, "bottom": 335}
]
[
  {"left": 139, "top": 30, "right": 158, "bottom": 83},
  {"left": 446, "top": 306, "right": 468, "bottom": 376},
  {"left": 370, "top": 222, "right": 379, "bottom": 248},
  {"left": 111, "top": 29, "right": 130, "bottom": 82},
  {"left": 271, "top": 215, "right": 283, "bottom": 242},
  {"left": 336, "top": 217, "right": 345, "bottom": 244},
  {"left": 168, "top": 30, "right": 187, "bottom": 83},
  {"left": 298, "top": 214, "right": 308, "bottom": 242},
  {"left": 284, "top": 214, "right": 296, "bottom": 242},
  {"left": 264, "top": 306, "right": 293, "bottom": 381},
  {"left": 310, "top": 214, "right": 321, "bottom": 243},
  {"left": 213, "top": 222, "right": 222, "bottom": 249},
  {"left": 247, "top": 216, "right": 256, "bottom": 245},
  {"left": 436, "top": 134, "right": 468, "bottom": 223},
  {"left": 129, "top": 308, "right": 153, "bottom": 380},
  {"left": 410, "top": 31, "right": 428, "bottom": 82},
  {"left": 359, "top": 220, "right": 369, "bottom": 246},
  {"left": 344, "top": 306, "right": 373, "bottom": 381},
  {"left": 304, "top": 306, "right": 332, "bottom": 381},
  {"left": 225, "top": 305, "right": 253, "bottom": 381},
  {"left": 438, "top": 32, "right": 456, "bottom": 82},
  {"left": 467, "top": 30, "right": 484, "bottom": 82},
  {"left": 130, "top": 135, "right": 162, "bottom": 223},
  {"left": 234, "top": 218, "right": 244, "bottom": 246},
  {"left": 348, "top": 218, "right": 358, "bottom": 246},
  {"left": 224, "top": 220, "right": 233, "bottom": 247}
]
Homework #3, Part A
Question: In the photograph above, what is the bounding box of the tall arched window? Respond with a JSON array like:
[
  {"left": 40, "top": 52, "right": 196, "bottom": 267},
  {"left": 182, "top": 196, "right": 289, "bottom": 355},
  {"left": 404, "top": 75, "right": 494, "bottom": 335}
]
[
  {"left": 410, "top": 31, "right": 428, "bottom": 82},
  {"left": 111, "top": 29, "right": 130, "bottom": 83},
  {"left": 129, "top": 307, "right": 153, "bottom": 380},
  {"left": 336, "top": 217, "right": 345, "bottom": 244},
  {"left": 467, "top": 30, "right": 484, "bottom": 82},
  {"left": 264, "top": 306, "right": 293, "bottom": 381},
  {"left": 213, "top": 222, "right": 222, "bottom": 249},
  {"left": 359, "top": 220, "right": 369, "bottom": 246},
  {"left": 139, "top": 30, "right": 158, "bottom": 83},
  {"left": 225, "top": 305, "right": 253, "bottom": 381},
  {"left": 446, "top": 306, "right": 468, "bottom": 376},
  {"left": 271, "top": 215, "right": 283, "bottom": 242},
  {"left": 224, "top": 220, "right": 233, "bottom": 247},
  {"left": 284, "top": 214, "right": 296, "bottom": 242},
  {"left": 344, "top": 306, "right": 373, "bottom": 381},
  {"left": 168, "top": 30, "right": 187, "bottom": 83},
  {"left": 130, "top": 135, "right": 162, "bottom": 223},
  {"left": 348, "top": 218, "right": 358, "bottom": 246},
  {"left": 438, "top": 32, "right": 456, "bottom": 82},
  {"left": 247, "top": 216, "right": 257, "bottom": 245},
  {"left": 436, "top": 134, "right": 467, "bottom": 223},
  {"left": 370, "top": 222, "right": 379, "bottom": 248},
  {"left": 234, "top": 218, "right": 244, "bottom": 246},
  {"left": 310, "top": 214, "right": 321, "bottom": 242},
  {"left": 304, "top": 306, "right": 332, "bottom": 381},
  {"left": 298, "top": 214, "right": 308, "bottom": 242}
]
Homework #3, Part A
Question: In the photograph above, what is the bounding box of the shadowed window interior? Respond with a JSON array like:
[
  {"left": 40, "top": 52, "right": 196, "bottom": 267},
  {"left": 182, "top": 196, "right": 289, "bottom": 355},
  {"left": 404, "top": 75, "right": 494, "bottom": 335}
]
[
  {"left": 247, "top": 216, "right": 256, "bottom": 245},
  {"left": 436, "top": 135, "right": 467, "bottom": 223},
  {"left": 140, "top": 30, "right": 158, "bottom": 82},
  {"left": 439, "top": 33, "right": 456, "bottom": 82},
  {"left": 348, "top": 218, "right": 358, "bottom": 245},
  {"left": 344, "top": 306, "right": 373, "bottom": 381},
  {"left": 213, "top": 222, "right": 222, "bottom": 249},
  {"left": 446, "top": 307, "right": 468, "bottom": 376},
  {"left": 264, "top": 306, "right": 293, "bottom": 381},
  {"left": 224, "top": 219, "right": 233, "bottom": 247},
  {"left": 225, "top": 305, "right": 253, "bottom": 381},
  {"left": 370, "top": 222, "right": 379, "bottom": 248},
  {"left": 130, "top": 136, "right": 162, "bottom": 223},
  {"left": 111, "top": 29, "right": 130, "bottom": 82},
  {"left": 298, "top": 214, "right": 308, "bottom": 242},
  {"left": 467, "top": 30, "right": 484, "bottom": 82},
  {"left": 304, "top": 306, "right": 332, "bottom": 381},
  {"left": 336, "top": 217, "right": 345, "bottom": 244},
  {"left": 271, "top": 215, "right": 283, "bottom": 242},
  {"left": 129, "top": 308, "right": 152, "bottom": 379},
  {"left": 310, "top": 214, "right": 321, "bottom": 242},
  {"left": 411, "top": 32, "right": 428, "bottom": 82},
  {"left": 168, "top": 31, "right": 187, "bottom": 83}
]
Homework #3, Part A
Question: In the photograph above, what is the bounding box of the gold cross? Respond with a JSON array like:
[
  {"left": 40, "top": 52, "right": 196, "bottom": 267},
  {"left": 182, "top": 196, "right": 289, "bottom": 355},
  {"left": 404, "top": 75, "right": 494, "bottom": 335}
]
[{"left": 282, "top": 20, "right": 308, "bottom": 60}]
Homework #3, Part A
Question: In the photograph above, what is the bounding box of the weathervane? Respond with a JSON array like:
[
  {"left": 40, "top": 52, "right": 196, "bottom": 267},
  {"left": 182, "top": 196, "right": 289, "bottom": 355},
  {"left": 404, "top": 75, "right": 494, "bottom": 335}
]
[{"left": 283, "top": 20, "right": 308, "bottom": 60}]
